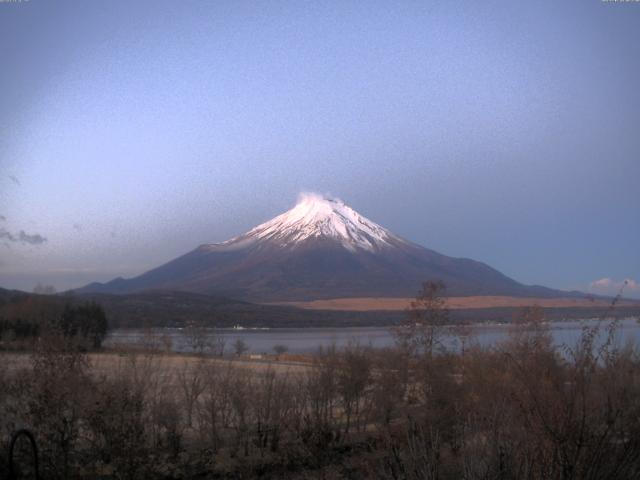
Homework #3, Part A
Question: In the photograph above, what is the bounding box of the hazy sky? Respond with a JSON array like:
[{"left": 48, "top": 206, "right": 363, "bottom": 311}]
[{"left": 1, "top": 0, "right": 639, "bottom": 298}]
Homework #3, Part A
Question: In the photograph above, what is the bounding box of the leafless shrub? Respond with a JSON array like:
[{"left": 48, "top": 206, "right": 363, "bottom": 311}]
[
  {"left": 251, "top": 367, "right": 297, "bottom": 455},
  {"left": 371, "top": 348, "right": 409, "bottom": 429},
  {"left": 229, "top": 366, "right": 253, "bottom": 457},
  {"left": 177, "top": 360, "right": 205, "bottom": 429},
  {"left": 381, "top": 421, "right": 442, "bottom": 480},
  {"left": 304, "top": 345, "right": 340, "bottom": 448},
  {"left": 85, "top": 375, "right": 148, "bottom": 479},
  {"left": 210, "top": 332, "right": 226, "bottom": 357},
  {"left": 24, "top": 330, "right": 89, "bottom": 479},
  {"left": 337, "top": 341, "right": 372, "bottom": 434}
]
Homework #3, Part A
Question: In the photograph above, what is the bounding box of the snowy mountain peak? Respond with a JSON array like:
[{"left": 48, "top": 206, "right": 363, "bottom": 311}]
[{"left": 215, "top": 193, "right": 403, "bottom": 252}]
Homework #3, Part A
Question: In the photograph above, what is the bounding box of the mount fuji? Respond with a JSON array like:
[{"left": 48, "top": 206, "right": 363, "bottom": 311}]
[{"left": 77, "top": 193, "right": 571, "bottom": 301}]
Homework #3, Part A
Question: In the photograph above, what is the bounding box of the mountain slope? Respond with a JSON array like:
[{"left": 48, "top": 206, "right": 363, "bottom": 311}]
[{"left": 77, "top": 193, "right": 575, "bottom": 301}]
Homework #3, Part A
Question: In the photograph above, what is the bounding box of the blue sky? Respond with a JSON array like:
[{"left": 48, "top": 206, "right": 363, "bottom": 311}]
[{"left": 0, "top": 0, "right": 639, "bottom": 298}]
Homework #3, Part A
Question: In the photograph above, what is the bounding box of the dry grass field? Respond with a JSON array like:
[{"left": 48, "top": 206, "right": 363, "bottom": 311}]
[
  {"left": 1, "top": 350, "right": 311, "bottom": 379},
  {"left": 270, "top": 295, "right": 640, "bottom": 311}
]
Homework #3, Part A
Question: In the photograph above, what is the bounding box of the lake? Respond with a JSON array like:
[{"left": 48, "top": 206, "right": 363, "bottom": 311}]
[{"left": 104, "top": 317, "right": 640, "bottom": 355}]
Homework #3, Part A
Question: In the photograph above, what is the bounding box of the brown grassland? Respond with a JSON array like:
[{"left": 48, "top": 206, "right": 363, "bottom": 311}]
[{"left": 269, "top": 295, "right": 640, "bottom": 311}]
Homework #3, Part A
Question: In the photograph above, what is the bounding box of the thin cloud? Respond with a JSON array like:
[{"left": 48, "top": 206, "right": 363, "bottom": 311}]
[
  {"left": 590, "top": 278, "right": 613, "bottom": 288},
  {"left": 0, "top": 229, "right": 16, "bottom": 242},
  {"left": 0, "top": 228, "right": 47, "bottom": 246},
  {"left": 73, "top": 223, "right": 82, "bottom": 231},
  {"left": 19, "top": 231, "right": 47, "bottom": 245},
  {"left": 0, "top": 215, "right": 5, "bottom": 222},
  {"left": 8, "top": 175, "right": 20, "bottom": 186},
  {"left": 588, "top": 277, "right": 640, "bottom": 297}
]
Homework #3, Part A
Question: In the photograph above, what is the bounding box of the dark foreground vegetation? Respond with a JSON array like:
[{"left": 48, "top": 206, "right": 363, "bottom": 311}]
[
  {"left": 1, "top": 283, "right": 640, "bottom": 479},
  {"left": 0, "top": 296, "right": 108, "bottom": 351}
]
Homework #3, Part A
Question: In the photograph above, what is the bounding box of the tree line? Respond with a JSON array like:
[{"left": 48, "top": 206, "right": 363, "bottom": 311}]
[{"left": 0, "top": 296, "right": 109, "bottom": 350}]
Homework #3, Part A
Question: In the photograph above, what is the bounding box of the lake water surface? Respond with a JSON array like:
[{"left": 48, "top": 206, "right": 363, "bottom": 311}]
[{"left": 105, "top": 317, "right": 640, "bottom": 355}]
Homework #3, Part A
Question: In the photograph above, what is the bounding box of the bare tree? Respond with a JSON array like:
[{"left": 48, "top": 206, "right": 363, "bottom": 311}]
[
  {"left": 273, "top": 344, "right": 288, "bottom": 358},
  {"left": 229, "top": 367, "right": 253, "bottom": 457},
  {"left": 209, "top": 330, "right": 226, "bottom": 357},
  {"left": 252, "top": 367, "right": 296, "bottom": 454},
  {"left": 24, "top": 330, "right": 89, "bottom": 479},
  {"left": 198, "top": 361, "right": 227, "bottom": 452},
  {"left": 184, "top": 320, "right": 210, "bottom": 355},
  {"left": 395, "top": 281, "right": 449, "bottom": 357},
  {"left": 337, "top": 342, "right": 372, "bottom": 434},
  {"left": 371, "top": 348, "right": 408, "bottom": 428},
  {"left": 177, "top": 360, "right": 205, "bottom": 428},
  {"left": 305, "top": 345, "right": 339, "bottom": 444},
  {"left": 85, "top": 374, "right": 148, "bottom": 479},
  {"left": 233, "top": 338, "right": 249, "bottom": 357}
]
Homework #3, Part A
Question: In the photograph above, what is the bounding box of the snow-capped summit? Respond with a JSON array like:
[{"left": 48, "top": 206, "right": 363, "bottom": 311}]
[{"left": 220, "top": 193, "right": 401, "bottom": 252}]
